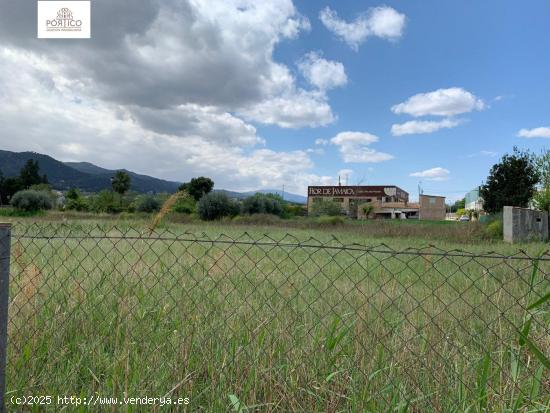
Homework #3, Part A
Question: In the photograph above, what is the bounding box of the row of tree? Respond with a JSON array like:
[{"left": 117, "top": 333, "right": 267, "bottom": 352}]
[
  {"left": 448, "top": 147, "right": 550, "bottom": 215},
  {"left": 0, "top": 160, "right": 48, "bottom": 205},
  {"left": 480, "top": 147, "right": 540, "bottom": 213}
]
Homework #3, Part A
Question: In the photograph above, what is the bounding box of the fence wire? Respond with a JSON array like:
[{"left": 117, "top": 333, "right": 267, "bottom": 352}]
[{"left": 3, "top": 223, "right": 550, "bottom": 412}]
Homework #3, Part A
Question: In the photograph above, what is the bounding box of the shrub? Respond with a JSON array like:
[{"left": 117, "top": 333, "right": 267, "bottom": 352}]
[
  {"left": 65, "top": 197, "right": 88, "bottom": 212},
  {"left": 362, "top": 204, "right": 374, "bottom": 218},
  {"left": 172, "top": 194, "right": 196, "bottom": 214},
  {"left": 533, "top": 187, "right": 550, "bottom": 213},
  {"left": 136, "top": 196, "right": 161, "bottom": 213},
  {"left": 310, "top": 200, "right": 342, "bottom": 216},
  {"left": 88, "top": 190, "right": 123, "bottom": 213},
  {"left": 285, "top": 203, "right": 306, "bottom": 217},
  {"left": 10, "top": 190, "right": 53, "bottom": 212},
  {"left": 485, "top": 219, "right": 503, "bottom": 239},
  {"left": 66, "top": 188, "right": 80, "bottom": 200},
  {"left": 197, "top": 192, "right": 240, "bottom": 220},
  {"left": 242, "top": 193, "right": 284, "bottom": 217}
]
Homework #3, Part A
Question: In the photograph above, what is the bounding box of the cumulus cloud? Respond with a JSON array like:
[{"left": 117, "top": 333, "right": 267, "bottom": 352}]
[
  {"left": 298, "top": 52, "right": 347, "bottom": 91},
  {"left": 391, "top": 118, "right": 462, "bottom": 136},
  {"left": 0, "top": 45, "right": 324, "bottom": 194},
  {"left": 315, "top": 138, "right": 329, "bottom": 146},
  {"left": 466, "top": 150, "right": 498, "bottom": 158},
  {"left": 0, "top": 0, "right": 349, "bottom": 194},
  {"left": 330, "top": 132, "right": 393, "bottom": 163},
  {"left": 409, "top": 167, "right": 450, "bottom": 181},
  {"left": 319, "top": 6, "right": 406, "bottom": 50},
  {"left": 238, "top": 89, "right": 335, "bottom": 128},
  {"left": 392, "top": 88, "right": 485, "bottom": 117},
  {"left": 0, "top": 0, "right": 337, "bottom": 129},
  {"left": 518, "top": 127, "right": 550, "bottom": 139},
  {"left": 129, "top": 104, "right": 263, "bottom": 146}
]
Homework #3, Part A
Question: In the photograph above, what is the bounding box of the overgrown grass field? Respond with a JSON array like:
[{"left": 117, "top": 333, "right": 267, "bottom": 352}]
[{"left": 4, "top": 217, "right": 549, "bottom": 412}]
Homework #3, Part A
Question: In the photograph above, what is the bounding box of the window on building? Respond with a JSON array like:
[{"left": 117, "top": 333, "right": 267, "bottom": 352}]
[{"left": 429, "top": 197, "right": 436, "bottom": 205}]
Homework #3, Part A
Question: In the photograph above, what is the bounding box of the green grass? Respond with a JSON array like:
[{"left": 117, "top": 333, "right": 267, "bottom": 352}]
[
  {"left": 0, "top": 207, "right": 45, "bottom": 217},
  {"left": 4, "top": 218, "right": 549, "bottom": 412}
]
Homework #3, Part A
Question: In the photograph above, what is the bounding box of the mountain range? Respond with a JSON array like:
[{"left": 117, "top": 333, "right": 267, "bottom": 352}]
[{"left": 0, "top": 150, "right": 307, "bottom": 203}]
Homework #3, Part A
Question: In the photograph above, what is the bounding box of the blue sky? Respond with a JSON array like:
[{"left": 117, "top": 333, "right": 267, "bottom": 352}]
[
  {"left": 0, "top": 0, "right": 549, "bottom": 200},
  {"left": 264, "top": 0, "right": 550, "bottom": 200}
]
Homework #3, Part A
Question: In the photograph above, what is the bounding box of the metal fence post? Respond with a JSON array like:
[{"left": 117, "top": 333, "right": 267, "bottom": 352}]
[{"left": 0, "top": 223, "right": 11, "bottom": 413}]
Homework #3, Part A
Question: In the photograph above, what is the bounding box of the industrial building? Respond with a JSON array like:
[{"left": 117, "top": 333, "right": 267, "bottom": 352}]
[
  {"left": 307, "top": 185, "right": 446, "bottom": 220},
  {"left": 465, "top": 187, "right": 483, "bottom": 211}
]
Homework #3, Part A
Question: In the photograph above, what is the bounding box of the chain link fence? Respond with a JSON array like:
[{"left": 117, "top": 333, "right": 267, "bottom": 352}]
[{"left": 1, "top": 222, "right": 549, "bottom": 411}]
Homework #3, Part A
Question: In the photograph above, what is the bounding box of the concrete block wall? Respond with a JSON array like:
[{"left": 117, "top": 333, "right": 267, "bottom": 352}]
[{"left": 503, "top": 206, "right": 549, "bottom": 243}]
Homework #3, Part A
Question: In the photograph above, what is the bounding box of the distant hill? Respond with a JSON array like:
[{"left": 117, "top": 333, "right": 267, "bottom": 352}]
[
  {"left": 0, "top": 150, "right": 180, "bottom": 193},
  {"left": 0, "top": 150, "right": 110, "bottom": 190},
  {"left": 65, "top": 161, "right": 181, "bottom": 193},
  {"left": 215, "top": 189, "right": 306, "bottom": 204},
  {"left": 0, "top": 150, "right": 307, "bottom": 202}
]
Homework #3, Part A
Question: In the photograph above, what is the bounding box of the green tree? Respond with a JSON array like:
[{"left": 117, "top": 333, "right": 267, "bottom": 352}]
[
  {"left": 0, "top": 170, "right": 4, "bottom": 205},
  {"left": 0, "top": 177, "right": 22, "bottom": 204},
  {"left": 241, "top": 193, "right": 284, "bottom": 217},
  {"left": 66, "top": 188, "right": 80, "bottom": 200},
  {"left": 19, "top": 159, "right": 45, "bottom": 188},
  {"left": 111, "top": 171, "right": 131, "bottom": 195},
  {"left": 310, "top": 200, "right": 343, "bottom": 217},
  {"left": 532, "top": 149, "right": 550, "bottom": 212},
  {"left": 480, "top": 147, "right": 539, "bottom": 213},
  {"left": 179, "top": 177, "right": 214, "bottom": 201},
  {"left": 10, "top": 190, "right": 53, "bottom": 212},
  {"left": 0, "top": 160, "right": 47, "bottom": 204},
  {"left": 450, "top": 198, "right": 465, "bottom": 213},
  {"left": 361, "top": 203, "right": 374, "bottom": 218},
  {"left": 197, "top": 192, "right": 239, "bottom": 220}
]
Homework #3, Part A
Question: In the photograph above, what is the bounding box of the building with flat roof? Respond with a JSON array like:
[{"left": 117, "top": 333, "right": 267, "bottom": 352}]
[
  {"left": 419, "top": 195, "right": 446, "bottom": 220},
  {"left": 307, "top": 185, "right": 446, "bottom": 220},
  {"left": 465, "top": 187, "right": 483, "bottom": 211}
]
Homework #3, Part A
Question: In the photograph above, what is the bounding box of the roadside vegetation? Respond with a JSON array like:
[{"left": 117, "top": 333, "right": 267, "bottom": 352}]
[
  {"left": 3, "top": 148, "right": 544, "bottom": 244},
  {"left": 2, "top": 146, "right": 549, "bottom": 411}
]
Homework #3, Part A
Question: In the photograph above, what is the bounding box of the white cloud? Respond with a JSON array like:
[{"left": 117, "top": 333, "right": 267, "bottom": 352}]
[
  {"left": 0, "top": 48, "right": 328, "bottom": 195},
  {"left": 0, "top": 1, "right": 353, "bottom": 193},
  {"left": 391, "top": 118, "right": 462, "bottom": 136},
  {"left": 319, "top": 6, "right": 406, "bottom": 50},
  {"left": 297, "top": 52, "right": 347, "bottom": 91},
  {"left": 315, "top": 138, "right": 329, "bottom": 146},
  {"left": 130, "top": 104, "right": 263, "bottom": 146},
  {"left": 392, "top": 87, "right": 485, "bottom": 117},
  {"left": 518, "top": 127, "right": 550, "bottom": 139},
  {"left": 0, "top": 0, "right": 337, "bottom": 129},
  {"left": 410, "top": 167, "right": 450, "bottom": 181},
  {"left": 239, "top": 89, "right": 334, "bottom": 128},
  {"left": 466, "top": 150, "right": 498, "bottom": 158},
  {"left": 330, "top": 131, "right": 394, "bottom": 163}
]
